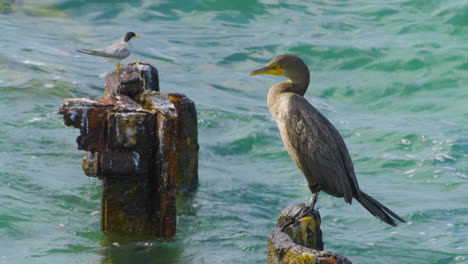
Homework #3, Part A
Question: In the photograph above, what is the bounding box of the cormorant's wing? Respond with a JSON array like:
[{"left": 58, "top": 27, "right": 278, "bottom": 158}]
[{"left": 283, "top": 95, "right": 360, "bottom": 203}]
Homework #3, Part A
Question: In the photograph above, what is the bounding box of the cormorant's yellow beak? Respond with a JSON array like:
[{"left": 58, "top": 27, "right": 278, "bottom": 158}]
[
  {"left": 135, "top": 35, "right": 141, "bottom": 38},
  {"left": 249, "top": 64, "right": 284, "bottom": 77}
]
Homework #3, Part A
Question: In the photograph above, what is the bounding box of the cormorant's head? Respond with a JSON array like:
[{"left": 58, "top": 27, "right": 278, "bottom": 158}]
[
  {"left": 249, "top": 54, "right": 309, "bottom": 82},
  {"left": 124, "top": 32, "right": 140, "bottom": 42}
]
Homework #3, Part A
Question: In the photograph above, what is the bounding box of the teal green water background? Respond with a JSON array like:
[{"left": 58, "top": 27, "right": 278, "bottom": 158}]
[{"left": 1, "top": 0, "right": 467, "bottom": 263}]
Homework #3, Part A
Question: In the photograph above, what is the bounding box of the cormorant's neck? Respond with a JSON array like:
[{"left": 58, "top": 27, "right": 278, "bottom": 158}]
[
  {"left": 267, "top": 77, "right": 309, "bottom": 116},
  {"left": 268, "top": 73, "right": 309, "bottom": 98},
  {"left": 273, "top": 77, "right": 309, "bottom": 95},
  {"left": 289, "top": 67, "right": 310, "bottom": 96}
]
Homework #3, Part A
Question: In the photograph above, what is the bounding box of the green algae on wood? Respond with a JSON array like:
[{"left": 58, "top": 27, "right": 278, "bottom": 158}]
[
  {"left": 267, "top": 229, "right": 351, "bottom": 264},
  {"left": 82, "top": 152, "right": 99, "bottom": 178}
]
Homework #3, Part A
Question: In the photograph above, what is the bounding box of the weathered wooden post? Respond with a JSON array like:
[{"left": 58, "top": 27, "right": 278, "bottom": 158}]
[
  {"left": 59, "top": 62, "right": 198, "bottom": 238},
  {"left": 267, "top": 204, "right": 352, "bottom": 264}
]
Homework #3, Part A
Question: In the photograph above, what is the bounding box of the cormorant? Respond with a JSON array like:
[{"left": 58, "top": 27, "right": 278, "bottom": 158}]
[{"left": 250, "top": 54, "right": 405, "bottom": 226}]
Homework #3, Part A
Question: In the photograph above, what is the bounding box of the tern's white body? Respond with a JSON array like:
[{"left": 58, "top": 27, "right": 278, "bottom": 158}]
[{"left": 77, "top": 32, "right": 139, "bottom": 68}]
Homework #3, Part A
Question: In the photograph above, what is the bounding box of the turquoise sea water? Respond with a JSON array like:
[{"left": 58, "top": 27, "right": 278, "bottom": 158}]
[{"left": 1, "top": 0, "right": 467, "bottom": 263}]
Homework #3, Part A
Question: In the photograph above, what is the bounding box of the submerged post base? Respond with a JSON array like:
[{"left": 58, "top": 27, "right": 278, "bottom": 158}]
[{"left": 267, "top": 204, "right": 351, "bottom": 264}]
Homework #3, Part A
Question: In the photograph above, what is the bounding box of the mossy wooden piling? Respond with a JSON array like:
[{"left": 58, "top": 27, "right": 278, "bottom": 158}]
[
  {"left": 267, "top": 204, "right": 352, "bottom": 264},
  {"left": 58, "top": 62, "right": 198, "bottom": 238}
]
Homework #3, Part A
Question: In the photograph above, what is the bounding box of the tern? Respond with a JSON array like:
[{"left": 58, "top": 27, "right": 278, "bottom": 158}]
[{"left": 77, "top": 32, "right": 140, "bottom": 70}]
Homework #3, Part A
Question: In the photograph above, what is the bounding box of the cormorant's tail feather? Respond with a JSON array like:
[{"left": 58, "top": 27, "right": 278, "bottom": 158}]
[{"left": 355, "top": 191, "right": 405, "bottom": 227}]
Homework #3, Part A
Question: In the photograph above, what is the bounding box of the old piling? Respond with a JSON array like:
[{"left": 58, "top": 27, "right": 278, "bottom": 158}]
[
  {"left": 267, "top": 204, "right": 351, "bottom": 264},
  {"left": 59, "top": 62, "right": 198, "bottom": 238}
]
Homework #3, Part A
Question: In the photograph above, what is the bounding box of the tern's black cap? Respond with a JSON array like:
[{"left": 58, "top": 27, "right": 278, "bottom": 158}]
[{"left": 124, "top": 32, "right": 140, "bottom": 42}]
